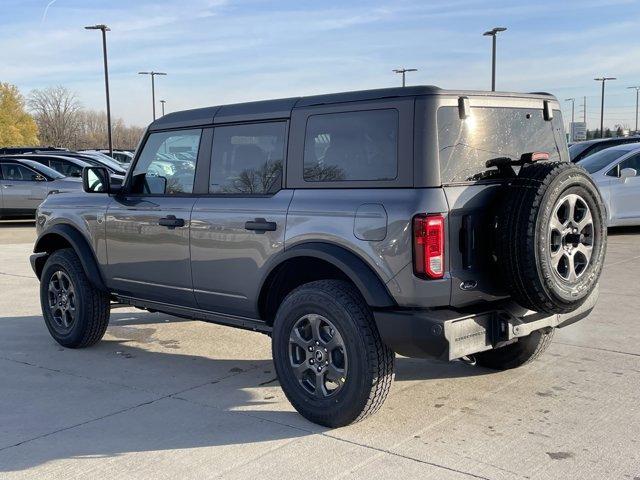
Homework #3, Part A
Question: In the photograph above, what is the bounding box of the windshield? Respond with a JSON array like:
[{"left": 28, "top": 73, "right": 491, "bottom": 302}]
[
  {"left": 579, "top": 148, "right": 630, "bottom": 173},
  {"left": 81, "top": 152, "right": 126, "bottom": 172},
  {"left": 20, "top": 159, "right": 65, "bottom": 179},
  {"left": 438, "top": 106, "right": 568, "bottom": 183},
  {"left": 569, "top": 142, "right": 592, "bottom": 160}
]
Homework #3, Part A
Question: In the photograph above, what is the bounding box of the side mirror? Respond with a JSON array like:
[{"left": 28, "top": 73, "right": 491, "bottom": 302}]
[
  {"left": 33, "top": 174, "right": 47, "bottom": 182},
  {"left": 82, "top": 166, "right": 110, "bottom": 194},
  {"left": 620, "top": 167, "right": 637, "bottom": 182}
]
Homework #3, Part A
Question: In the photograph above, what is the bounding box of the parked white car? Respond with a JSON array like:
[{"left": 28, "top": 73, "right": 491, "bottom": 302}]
[{"left": 580, "top": 144, "right": 640, "bottom": 226}]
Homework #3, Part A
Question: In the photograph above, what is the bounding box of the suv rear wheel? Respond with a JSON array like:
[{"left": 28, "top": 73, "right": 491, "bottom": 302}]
[
  {"left": 40, "top": 248, "right": 110, "bottom": 348},
  {"left": 272, "top": 280, "right": 394, "bottom": 427}
]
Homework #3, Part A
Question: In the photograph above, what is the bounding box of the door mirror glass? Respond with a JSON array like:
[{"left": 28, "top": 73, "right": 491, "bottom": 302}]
[
  {"left": 620, "top": 167, "right": 637, "bottom": 181},
  {"left": 82, "top": 166, "right": 110, "bottom": 193}
]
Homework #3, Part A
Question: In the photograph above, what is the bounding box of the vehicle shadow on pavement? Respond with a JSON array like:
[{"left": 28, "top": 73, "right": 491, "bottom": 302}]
[
  {"left": 608, "top": 225, "right": 640, "bottom": 235},
  {"left": 0, "top": 311, "right": 488, "bottom": 473}
]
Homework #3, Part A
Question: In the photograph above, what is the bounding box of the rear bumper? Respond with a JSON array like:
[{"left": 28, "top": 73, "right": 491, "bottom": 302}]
[{"left": 374, "top": 285, "right": 599, "bottom": 360}]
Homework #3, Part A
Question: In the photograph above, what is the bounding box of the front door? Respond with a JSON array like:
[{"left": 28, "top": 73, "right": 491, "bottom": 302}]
[
  {"left": 0, "top": 163, "right": 48, "bottom": 212},
  {"left": 190, "top": 121, "right": 291, "bottom": 317},
  {"left": 105, "top": 128, "right": 206, "bottom": 308},
  {"left": 610, "top": 153, "right": 640, "bottom": 224}
]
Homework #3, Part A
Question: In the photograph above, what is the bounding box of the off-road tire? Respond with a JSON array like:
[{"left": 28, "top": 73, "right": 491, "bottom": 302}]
[
  {"left": 272, "top": 280, "right": 394, "bottom": 427},
  {"left": 40, "top": 248, "right": 110, "bottom": 348},
  {"left": 496, "top": 162, "right": 606, "bottom": 314},
  {"left": 475, "top": 328, "right": 555, "bottom": 370}
]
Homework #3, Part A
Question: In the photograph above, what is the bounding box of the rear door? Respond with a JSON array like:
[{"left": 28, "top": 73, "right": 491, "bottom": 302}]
[
  {"left": 105, "top": 128, "right": 207, "bottom": 307},
  {"left": 190, "top": 121, "right": 291, "bottom": 318},
  {"left": 436, "top": 99, "right": 568, "bottom": 307}
]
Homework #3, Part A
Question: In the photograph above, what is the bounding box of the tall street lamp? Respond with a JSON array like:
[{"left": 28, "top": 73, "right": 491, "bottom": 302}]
[
  {"left": 392, "top": 68, "right": 417, "bottom": 87},
  {"left": 483, "top": 27, "right": 507, "bottom": 91},
  {"left": 85, "top": 24, "right": 113, "bottom": 155},
  {"left": 627, "top": 86, "right": 640, "bottom": 134},
  {"left": 160, "top": 99, "right": 166, "bottom": 117},
  {"left": 594, "top": 77, "right": 616, "bottom": 138},
  {"left": 138, "top": 71, "right": 167, "bottom": 120}
]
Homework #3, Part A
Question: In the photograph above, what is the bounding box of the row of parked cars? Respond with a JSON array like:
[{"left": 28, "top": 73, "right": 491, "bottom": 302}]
[
  {"left": 569, "top": 136, "right": 640, "bottom": 226},
  {"left": 0, "top": 148, "right": 133, "bottom": 219}
]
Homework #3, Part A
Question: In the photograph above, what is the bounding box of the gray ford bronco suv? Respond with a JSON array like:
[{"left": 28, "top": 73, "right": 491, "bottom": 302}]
[{"left": 31, "top": 86, "right": 606, "bottom": 427}]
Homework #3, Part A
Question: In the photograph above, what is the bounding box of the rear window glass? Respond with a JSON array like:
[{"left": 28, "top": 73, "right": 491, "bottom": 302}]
[
  {"left": 438, "top": 106, "right": 567, "bottom": 183},
  {"left": 569, "top": 142, "right": 592, "bottom": 160},
  {"left": 303, "top": 109, "right": 398, "bottom": 182}
]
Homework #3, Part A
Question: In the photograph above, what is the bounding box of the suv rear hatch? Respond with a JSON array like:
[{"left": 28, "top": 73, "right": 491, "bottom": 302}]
[{"left": 437, "top": 96, "right": 568, "bottom": 308}]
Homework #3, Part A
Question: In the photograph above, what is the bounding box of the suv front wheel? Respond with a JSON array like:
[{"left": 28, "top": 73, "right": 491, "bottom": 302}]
[
  {"left": 40, "top": 248, "right": 111, "bottom": 348},
  {"left": 272, "top": 280, "right": 394, "bottom": 427}
]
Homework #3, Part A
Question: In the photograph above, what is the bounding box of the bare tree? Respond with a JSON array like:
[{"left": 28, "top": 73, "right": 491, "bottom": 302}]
[
  {"left": 28, "top": 86, "right": 83, "bottom": 148},
  {"left": 76, "top": 111, "right": 144, "bottom": 150}
]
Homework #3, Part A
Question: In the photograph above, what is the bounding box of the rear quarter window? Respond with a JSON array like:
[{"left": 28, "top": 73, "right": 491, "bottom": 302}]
[{"left": 438, "top": 106, "right": 567, "bottom": 184}]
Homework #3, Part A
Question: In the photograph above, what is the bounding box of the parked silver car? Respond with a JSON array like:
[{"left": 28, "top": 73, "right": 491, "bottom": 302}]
[
  {"left": 0, "top": 158, "right": 82, "bottom": 219},
  {"left": 580, "top": 143, "right": 640, "bottom": 226}
]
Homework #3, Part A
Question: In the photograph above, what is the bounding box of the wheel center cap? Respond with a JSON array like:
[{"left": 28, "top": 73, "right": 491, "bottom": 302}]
[{"left": 314, "top": 350, "right": 325, "bottom": 362}]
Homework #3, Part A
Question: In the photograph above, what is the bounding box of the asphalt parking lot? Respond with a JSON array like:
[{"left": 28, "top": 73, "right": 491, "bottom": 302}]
[{"left": 0, "top": 221, "right": 638, "bottom": 480}]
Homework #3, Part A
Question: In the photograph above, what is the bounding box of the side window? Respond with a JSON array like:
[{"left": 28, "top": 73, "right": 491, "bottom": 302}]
[
  {"left": 606, "top": 165, "right": 620, "bottom": 177},
  {"left": 619, "top": 154, "right": 640, "bottom": 176},
  {"left": 50, "top": 160, "right": 82, "bottom": 177},
  {"left": 209, "top": 122, "right": 285, "bottom": 194},
  {"left": 1, "top": 164, "right": 38, "bottom": 181},
  {"left": 303, "top": 109, "right": 398, "bottom": 182},
  {"left": 130, "top": 129, "right": 201, "bottom": 195}
]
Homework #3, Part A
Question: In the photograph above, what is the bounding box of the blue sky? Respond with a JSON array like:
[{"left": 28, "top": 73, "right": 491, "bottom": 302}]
[{"left": 2, "top": 0, "right": 640, "bottom": 129}]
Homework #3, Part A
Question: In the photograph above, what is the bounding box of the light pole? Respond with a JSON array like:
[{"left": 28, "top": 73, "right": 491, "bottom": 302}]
[
  {"left": 138, "top": 71, "right": 167, "bottom": 120},
  {"left": 565, "top": 98, "right": 575, "bottom": 140},
  {"left": 85, "top": 24, "right": 113, "bottom": 155},
  {"left": 392, "top": 68, "right": 417, "bottom": 87},
  {"left": 483, "top": 27, "right": 507, "bottom": 91},
  {"left": 160, "top": 99, "right": 166, "bottom": 116},
  {"left": 627, "top": 86, "right": 640, "bottom": 134},
  {"left": 594, "top": 77, "right": 616, "bottom": 138}
]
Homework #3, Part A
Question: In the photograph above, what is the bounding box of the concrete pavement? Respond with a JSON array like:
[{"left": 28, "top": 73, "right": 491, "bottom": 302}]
[{"left": 0, "top": 221, "right": 639, "bottom": 479}]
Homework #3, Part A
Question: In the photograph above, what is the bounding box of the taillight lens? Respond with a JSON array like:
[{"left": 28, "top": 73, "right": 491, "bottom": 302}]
[{"left": 413, "top": 214, "right": 445, "bottom": 279}]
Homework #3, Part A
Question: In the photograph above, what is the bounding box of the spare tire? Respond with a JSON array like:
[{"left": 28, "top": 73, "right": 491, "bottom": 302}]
[{"left": 496, "top": 161, "right": 606, "bottom": 314}]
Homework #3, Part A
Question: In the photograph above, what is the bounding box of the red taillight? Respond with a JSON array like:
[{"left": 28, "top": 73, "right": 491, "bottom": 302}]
[{"left": 413, "top": 214, "right": 445, "bottom": 279}]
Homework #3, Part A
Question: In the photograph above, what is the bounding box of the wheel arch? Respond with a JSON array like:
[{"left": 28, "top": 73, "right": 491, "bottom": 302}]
[
  {"left": 258, "top": 242, "right": 396, "bottom": 324},
  {"left": 33, "top": 224, "right": 108, "bottom": 292}
]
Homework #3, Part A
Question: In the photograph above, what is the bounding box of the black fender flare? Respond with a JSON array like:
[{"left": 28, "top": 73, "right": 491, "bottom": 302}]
[
  {"left": 33, "top": 224, "right": 108, "bottom": 292},
  {"left": 261, "top": 242, "right": 396, "bottom": 308}
]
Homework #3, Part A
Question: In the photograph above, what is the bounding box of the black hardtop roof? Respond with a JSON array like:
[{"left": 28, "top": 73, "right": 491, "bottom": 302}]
[
  {"left": 573, "top": 136, "right": 640, "bottom": 147},
  {"left": 149, "top": 85, "right": 557, "bottom": 131}
]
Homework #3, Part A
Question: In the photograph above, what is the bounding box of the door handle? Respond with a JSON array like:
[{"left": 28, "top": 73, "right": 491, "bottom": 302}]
[
  {"left": 158, "top": 215, "right": 185, "bottom": 229},
  {"left": 245, "top": 218, "right": 277, "bottom": 233}
]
